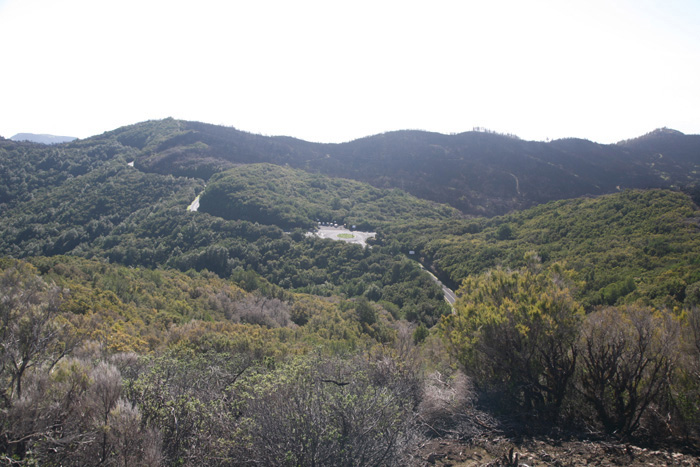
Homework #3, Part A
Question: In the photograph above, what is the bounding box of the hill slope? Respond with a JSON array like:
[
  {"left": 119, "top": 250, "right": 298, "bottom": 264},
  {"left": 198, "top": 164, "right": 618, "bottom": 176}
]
[
  {"left": 384, "top": 188, "right": 700, "bottom": 309},
  {"left": 80, "top": 119, "right": 700, "bottom": 216},
  {"left": 198, "top": 163, "right": 461, "bottom": 230},
  {"left": 1, "top": 118, "right": 699, "bottom": 312}
]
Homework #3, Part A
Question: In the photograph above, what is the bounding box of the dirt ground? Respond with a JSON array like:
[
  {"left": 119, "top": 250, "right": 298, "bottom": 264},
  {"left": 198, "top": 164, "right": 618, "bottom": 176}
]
[
  {"left": 313, "top": 225, "right": 376, "bottom": 247},
  {"left": 415, "top": 436, "right": 700, "bottom": 466}
]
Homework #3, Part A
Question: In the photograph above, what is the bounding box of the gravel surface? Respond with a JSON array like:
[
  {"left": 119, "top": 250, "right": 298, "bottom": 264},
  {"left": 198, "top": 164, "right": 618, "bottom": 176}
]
[{"left": 313, "top": 226, "right": 376, "bottom": 247}]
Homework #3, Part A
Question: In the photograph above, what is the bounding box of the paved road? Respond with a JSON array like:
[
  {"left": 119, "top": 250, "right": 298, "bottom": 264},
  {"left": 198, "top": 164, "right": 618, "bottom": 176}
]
[
  {"left": 188, "top": 195, "right": 200, "bottom": 212},
  {"left": 417, "top": 264, "right": 457, "bottom": 306},
  {"left": 441, "top": 284, "right": 457, "bottom": 305}
]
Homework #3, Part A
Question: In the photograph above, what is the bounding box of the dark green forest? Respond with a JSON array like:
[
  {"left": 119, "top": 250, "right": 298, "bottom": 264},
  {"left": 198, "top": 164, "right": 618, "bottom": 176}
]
[
  {"left": 1, "top": 121, "right": 700, "bottom": 465},
  {"left": 24, "top": 119, "right": 700, "bottom": 216}
]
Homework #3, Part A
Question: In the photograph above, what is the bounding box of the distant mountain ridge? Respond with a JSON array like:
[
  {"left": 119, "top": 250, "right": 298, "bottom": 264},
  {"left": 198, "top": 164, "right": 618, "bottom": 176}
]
[
  {"left": 84, "top": 119, "right": 699, "bottom": 216},
  {"left": 10, "top": 133, "right": 77, "bottom": 144},
  {"left": 2, "top": 119, "right": 698, "bottom": 216}
]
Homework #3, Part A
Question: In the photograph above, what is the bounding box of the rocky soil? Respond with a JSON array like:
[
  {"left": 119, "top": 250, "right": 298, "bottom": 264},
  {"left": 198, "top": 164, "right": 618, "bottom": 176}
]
[{"left": 416, "top": 436, "right": 700, "bottom": 466}]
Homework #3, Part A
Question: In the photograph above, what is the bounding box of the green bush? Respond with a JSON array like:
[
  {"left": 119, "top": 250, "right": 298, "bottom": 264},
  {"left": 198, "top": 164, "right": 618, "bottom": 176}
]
[{"left": 441, "top": 259, "right": 583, "bottom": 420}]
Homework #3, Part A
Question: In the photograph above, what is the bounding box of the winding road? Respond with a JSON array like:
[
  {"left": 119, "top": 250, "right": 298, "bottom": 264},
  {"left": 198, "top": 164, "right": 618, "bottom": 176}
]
[
  {"left": 188, "top": 195, "right": 200, "bottom": 212},
  {"left": 441, "top": 284, "right": 457, "bottom": 305},
  {"left": 417, "top": 263, "right": 457, "bottom": 307}
]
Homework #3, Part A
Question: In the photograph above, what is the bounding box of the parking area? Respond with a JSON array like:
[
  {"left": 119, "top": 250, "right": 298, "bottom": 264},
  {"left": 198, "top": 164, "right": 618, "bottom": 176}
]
[{"left": 313, "top": 226, "right": 376, "bottom": 247}]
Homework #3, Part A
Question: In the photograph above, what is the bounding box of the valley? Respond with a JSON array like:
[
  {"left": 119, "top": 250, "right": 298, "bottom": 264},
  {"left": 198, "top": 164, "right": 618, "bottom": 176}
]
[{"left": 1, "top": 120, "right": 699, "bottom": 465}]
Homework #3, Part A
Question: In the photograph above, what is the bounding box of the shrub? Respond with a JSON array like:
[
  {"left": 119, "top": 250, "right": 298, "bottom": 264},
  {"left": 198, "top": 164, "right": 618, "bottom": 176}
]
[
  {"left": 417, "top": 370, "right": 484, "bottom": 438},
  {"left": 674, "top": 306, "right": 700, "bottom": 435},
  {"left": 231, "top": 354, "right": 421, "bottom": 466},
  {"left": 576, "top": 306, "right": 679, "bottom": 437},
  {"left": 441, "top": 261, "right": 583, "bottom": 421}
]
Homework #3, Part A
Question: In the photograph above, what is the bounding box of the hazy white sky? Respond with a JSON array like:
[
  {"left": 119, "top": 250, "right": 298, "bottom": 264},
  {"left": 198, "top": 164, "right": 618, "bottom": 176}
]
[{"left": 1, "top": 0, "right": 699, "bottom": 143}]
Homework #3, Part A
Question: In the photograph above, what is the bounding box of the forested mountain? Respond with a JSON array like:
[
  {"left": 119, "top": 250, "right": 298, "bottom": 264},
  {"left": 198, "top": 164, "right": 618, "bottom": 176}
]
[
  {"left": 1, "top": 119, "right": 700, "bottom": 465},
  {"left": 76, "top": 118, "right": 700, "bottom": 216}
]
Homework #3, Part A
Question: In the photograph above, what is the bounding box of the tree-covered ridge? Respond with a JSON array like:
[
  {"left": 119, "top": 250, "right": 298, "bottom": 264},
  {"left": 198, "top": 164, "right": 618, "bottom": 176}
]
[
  {"left": 385, "top": 189, "right": 700, "bottom": 309},
  {"left": 620, "top": 127, "right": 700, "bottom": 175},
  {"left": 3, "top": 119, "right": 699, "bottom": 219},
  {"left": 70, "top": 118, "right": 700, "bottom": 217},
  {"left": 95, "top": 118, "right": 187, "bottom": 151},
  {"left": 0, "top": 161, "right": 448, "bottom": 326},
  {"left": 198, "top": 163, "right": 461, "bottom": 230}
]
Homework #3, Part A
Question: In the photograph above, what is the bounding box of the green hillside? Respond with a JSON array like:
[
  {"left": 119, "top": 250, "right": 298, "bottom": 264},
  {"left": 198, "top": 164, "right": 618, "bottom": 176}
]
[
  {"left": 57, "top": 118, "right": 700, "bottom": 216},
  {"left": 385, "top": 189, "right": 700, "bottom": 309},
  {"left": 199, "top": 163, "right": 461, "bottom": 229},
  {"left": 0, "top": 155, "right": 450, "bottom": 327}
]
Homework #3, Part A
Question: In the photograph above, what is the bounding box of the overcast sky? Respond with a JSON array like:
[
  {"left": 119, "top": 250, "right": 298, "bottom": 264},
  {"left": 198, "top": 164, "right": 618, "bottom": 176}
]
[{"left": 1, "top": 0, "right": 699, "bottom": 143}]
